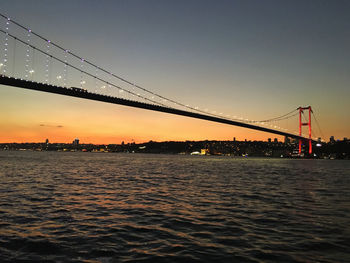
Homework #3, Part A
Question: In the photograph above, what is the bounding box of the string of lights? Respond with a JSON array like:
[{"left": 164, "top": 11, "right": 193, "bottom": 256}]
[
  {"left": 45, "top": 40, "right": 50, "bottom": 83},
  {"left": 80, "top": 58, "right": 84, "bottom": 89},
  {"left": 63, "top": 50, "right": 68, "bottom": 87},
  {"left": 0, "top": 13, "right": 313, "bottom": 137},
  {"left": 24, "top": 29, "right": 31, "bottom": 79},
  {"left": 29, "top": 45, "right": 35, "bottom": 80},
  {"left": 0, "top": 13, "right": 244, "bottom": 119},
  {"left": 247, "top": 108, "right": 298, "bottom": 123},
  {"left": 0, "top": 14, "right": 274, "bottom": 125},
  {"left": 0, "top": 28, "right": 168, "bottom": 108},
  {"left": 1, "top": 17, "right": 10, "bottom": 74},
  {"left": 12, "top": 37, "right": 16, "bottom": 76}
]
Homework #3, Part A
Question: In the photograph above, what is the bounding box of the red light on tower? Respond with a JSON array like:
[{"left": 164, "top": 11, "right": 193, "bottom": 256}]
[{"left": 298, "top": 106, "right": 312, "bottom": 155}]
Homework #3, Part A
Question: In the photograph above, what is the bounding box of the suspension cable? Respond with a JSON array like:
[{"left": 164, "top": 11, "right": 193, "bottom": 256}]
[
  {"left": 312, "top": 111, "right": 325, "bottom": 139},
  {"left": 0, "top": 13, "right": 309, "bottom": 130},
  {"left": 0, "top": 29, "right": 260, "bottom": 123},
  {"left": 0, "top": 30, "right": 229, "bottom": 121},
  {"left": 0, "top": 13, "right": 215, "bottom": 115},
  {"left": 248, "top": 108, "right": 298, "bottom": 123},
  {"left": 0, "top": 29, "right": 168, "bottom": 107}
]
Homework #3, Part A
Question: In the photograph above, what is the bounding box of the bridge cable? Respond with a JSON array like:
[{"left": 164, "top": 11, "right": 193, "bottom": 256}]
[
  {"left": 0, "top": 13, "right": 238, "bottom": 118},
  {"left": 312, "top": 112, "right": 325, "bottom": 140},
  {"left": 0, "top": 28, "right": 233, "bottom": 122},
  {"left": 12, "top": 37, "right": 16, "bottom": 76},
  {"left": 2, "top": 17, "right": 10, "bottom": 74},
  {"left": 0, "top": 13, "right": 306, "bottom": 131},
  {"left": 1, "top": 13, "right": 295, "bottom": 125},
  {"left": 0, "top": 29, "right": 169, "bottom": 108},
  {"left": 247, "top": 108, "right": 298, "bottom": 123},
  {"left": 0, "top": 29, "right": 309, "bottom": 140},
  {"left": 0, "top": 18, "right": 239, "bottom": 121},
  {"left": 31, "top": 48, "right": 35, "bottom": 81}
]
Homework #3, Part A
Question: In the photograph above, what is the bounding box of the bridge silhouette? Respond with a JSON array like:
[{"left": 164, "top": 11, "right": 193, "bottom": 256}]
[{"left": 0, "top": 13, "right": 321, "bottom": 152}]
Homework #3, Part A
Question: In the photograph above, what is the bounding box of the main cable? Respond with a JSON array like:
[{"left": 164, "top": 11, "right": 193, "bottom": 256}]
[
  {"left": 0, "top": 28, "right": 248, "bottom": 122},
  {"left": 312, "top": 111, "right": 325, "bottom": 139},
  {"left": 0, "top": 29, "right": 168, "bottom": 107},
  {"left": 0, "top": 13, "right": 304, "bottom": 130},
  {"left": 248, "top": 108, "right": 298, "bottom": 123},
  {"left": 0, "top": 13, "right": 217, "bottom": 116}
]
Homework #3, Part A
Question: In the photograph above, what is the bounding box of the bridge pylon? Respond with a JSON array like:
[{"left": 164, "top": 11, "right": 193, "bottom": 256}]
[{"left": 298, "top": 106, "right": 312, "bottom": 155}]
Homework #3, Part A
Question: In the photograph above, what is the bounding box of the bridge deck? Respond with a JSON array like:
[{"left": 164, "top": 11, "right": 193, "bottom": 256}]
[{"left": 0, "top": 75, "right": 311, "bottom": 141}]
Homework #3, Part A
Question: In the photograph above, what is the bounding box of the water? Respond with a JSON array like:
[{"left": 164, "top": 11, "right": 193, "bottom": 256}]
[{"left": 0, "top": 151, "right": 349, "bottom": 262}]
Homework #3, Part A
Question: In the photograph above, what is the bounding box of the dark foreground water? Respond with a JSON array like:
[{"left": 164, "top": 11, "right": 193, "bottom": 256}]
[{"left": 0, "top": 151, "right": 349, "bottom": 263}]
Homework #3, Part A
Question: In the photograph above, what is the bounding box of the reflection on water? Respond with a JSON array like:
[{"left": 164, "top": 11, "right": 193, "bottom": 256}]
[{"left": 0, "top": 151, "right": 349, "bottom": 262}]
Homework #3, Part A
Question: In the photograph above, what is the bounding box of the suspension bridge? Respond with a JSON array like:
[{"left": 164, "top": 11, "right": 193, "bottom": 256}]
[{"left": 0, "top": 13, "right": 323, "bottom": 154}]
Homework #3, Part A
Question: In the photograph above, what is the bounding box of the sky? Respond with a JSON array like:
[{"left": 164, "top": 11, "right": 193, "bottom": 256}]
[{"left": 0, "top": 0, "right": 349, "bottom": 143}]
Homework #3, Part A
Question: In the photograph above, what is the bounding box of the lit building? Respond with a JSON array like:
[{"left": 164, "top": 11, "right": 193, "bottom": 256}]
[{"left": 201, "top": 149, "right": 209, "bottom": 155}]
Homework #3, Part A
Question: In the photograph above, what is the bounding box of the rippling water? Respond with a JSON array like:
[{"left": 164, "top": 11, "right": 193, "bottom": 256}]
[{"left": 0, "top": 151, "right": 349, "bottom": 262}]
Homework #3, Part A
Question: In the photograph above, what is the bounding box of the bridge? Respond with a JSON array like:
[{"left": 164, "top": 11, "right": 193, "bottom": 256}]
[{"left": 0, "top": 13, "right": 322, "bottom": 154}]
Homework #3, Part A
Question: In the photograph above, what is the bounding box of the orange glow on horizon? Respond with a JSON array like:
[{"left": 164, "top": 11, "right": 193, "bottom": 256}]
[
  {"left": 1, "top": 85, "right": 347, "bottom": 143},
  {"left": 0, "top": 120, "right": 284, "bottom": 144},
  {"left": 0, "top": 85, "right": 289, "bottom": 144}
]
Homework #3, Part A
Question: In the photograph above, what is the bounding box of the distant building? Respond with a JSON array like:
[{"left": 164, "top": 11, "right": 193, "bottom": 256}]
[
  {"left": 201, "top": 149, "right": 209, "bottom": 155},
  {"left": 45, "top": 138, "right": 49, "bottom": 144},
  {"left": 233, "top": 137, "right": 236, "bottom": 142},
  {"left": 330, "top": 136, "right": 335, "bottom": 143},
  {"left": 73, "top": 138, "right": 79, "bottom": 146}
]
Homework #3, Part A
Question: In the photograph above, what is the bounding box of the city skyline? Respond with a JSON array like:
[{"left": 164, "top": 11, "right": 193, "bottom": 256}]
[{"left": 0, "top": 0, "right": 349, "bottom": 144}]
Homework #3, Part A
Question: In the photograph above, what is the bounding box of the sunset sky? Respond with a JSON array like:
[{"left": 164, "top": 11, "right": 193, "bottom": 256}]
[{"left": 0, "top": 0, "right": 349, "bottom": 144}]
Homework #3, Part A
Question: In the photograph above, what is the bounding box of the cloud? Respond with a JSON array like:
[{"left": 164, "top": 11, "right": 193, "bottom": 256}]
[{"left": 39, "top": 123, "right": 64, "bottom": 128}]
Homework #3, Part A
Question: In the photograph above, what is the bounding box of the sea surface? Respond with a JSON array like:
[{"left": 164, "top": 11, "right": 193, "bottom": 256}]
[{"left": 0, "top": 151, "right": 349, "bottom": 263}]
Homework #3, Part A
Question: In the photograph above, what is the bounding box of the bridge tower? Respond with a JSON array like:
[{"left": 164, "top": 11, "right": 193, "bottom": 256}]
[{"left": 298, "top": 106, "right": 312, "bottom": 155}]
